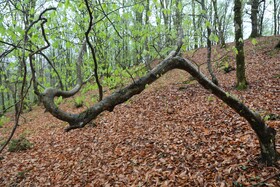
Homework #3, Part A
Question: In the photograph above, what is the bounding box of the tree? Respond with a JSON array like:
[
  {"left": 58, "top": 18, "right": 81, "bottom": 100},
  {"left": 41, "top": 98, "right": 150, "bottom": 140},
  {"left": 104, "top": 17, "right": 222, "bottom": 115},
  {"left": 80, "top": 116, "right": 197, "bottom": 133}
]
[
  {"left": 196, "top": 0, "right": 219, "bottom": 85},
  {"left": 212, "top": 0, "right": 226, "bottom": 47},
  {"left": 191, "top": 0, "right": 198, "bottom": 49},
  {"left": 273, "top": 0, "right": 280, "bottom": 35},
  {"left": 250, "top": 0, "right": 260, "bottom": 38},
  {"left": 234, "top": 0, "right": 247, "bottom": 90},
  {"left": 258, "top": 0, "right": 266, "bottom": 36}
]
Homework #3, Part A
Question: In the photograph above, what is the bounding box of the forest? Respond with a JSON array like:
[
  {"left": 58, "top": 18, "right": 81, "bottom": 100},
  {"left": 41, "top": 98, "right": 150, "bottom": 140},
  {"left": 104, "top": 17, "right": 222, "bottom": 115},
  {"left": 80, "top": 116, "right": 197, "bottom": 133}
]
[{"left": 0, "top": 0, "right": 280, "bottom": 186}]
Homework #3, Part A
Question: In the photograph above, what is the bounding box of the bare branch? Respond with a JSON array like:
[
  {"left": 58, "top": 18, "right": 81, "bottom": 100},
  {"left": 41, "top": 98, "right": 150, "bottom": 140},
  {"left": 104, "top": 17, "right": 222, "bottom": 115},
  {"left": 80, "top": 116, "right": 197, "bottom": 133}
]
[{"left": 84, "top": 0, "right": 103, "bottom": 101}]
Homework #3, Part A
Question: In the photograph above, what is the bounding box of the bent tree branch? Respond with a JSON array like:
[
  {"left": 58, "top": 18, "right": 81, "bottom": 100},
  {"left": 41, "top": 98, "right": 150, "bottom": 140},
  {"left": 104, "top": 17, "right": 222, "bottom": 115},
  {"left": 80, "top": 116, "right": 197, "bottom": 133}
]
[{"left": 41, "top": 54, "right": 279, "bottom": 165}]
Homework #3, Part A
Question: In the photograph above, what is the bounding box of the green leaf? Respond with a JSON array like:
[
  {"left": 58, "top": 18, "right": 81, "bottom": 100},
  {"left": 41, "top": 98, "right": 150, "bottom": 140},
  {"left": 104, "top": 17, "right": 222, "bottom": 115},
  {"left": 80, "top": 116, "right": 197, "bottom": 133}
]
[
  {"left": 66, "top": 41, "right": 71, "bottom": 48},
  {"left": 205, "top": 21, "right": 211, "bottom": 28},
  {"left": 232, "top": 46, "right": 238, "bottom": 55},
  {"left": 209, "top": 33, "right": 219, "bottom": 43},
  {"left": 251, "top": 38, "right": 258, "bottom": 45},
  {"left": 65, "top": 0, "right": 69, "bottom": 8},
  {"left": 238, "top": 37, "right": 243, "bottom": 43}
]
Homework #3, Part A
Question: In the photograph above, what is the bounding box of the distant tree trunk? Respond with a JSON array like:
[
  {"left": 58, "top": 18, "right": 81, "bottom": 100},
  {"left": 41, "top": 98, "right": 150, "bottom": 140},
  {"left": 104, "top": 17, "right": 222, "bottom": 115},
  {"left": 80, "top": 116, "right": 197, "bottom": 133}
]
[
  {"left": 144, "top": 0, "right": 151, "bottom": 70},
  {"left": 0, "top": 67, "right": 5, "bottom": 113},
  {"left": 201, "top": 0, "right": 219, "bottom": 85},
  {"left": 274, "top": 0, "right": 277, "bottom": 35},
  {"left": 234, "top": 0, "right": 247, "bottom": 90},
  {"left": 250, "top": 0, "right": 260, "bottom": 38},
  {"left": 212, "top": 0, "right": 226, "bottom": 47},
  {"left": 160, "top": 0, "right": 171, "bottom": 46},
  {"left": 174, "top": 0, "right": 183, "bottom": 37},
  {"left": 192, "top": 0, "right": 198, "bottom": 49},
  {"left": 258, "top": 0, "right": 266, "bottom": 36}
]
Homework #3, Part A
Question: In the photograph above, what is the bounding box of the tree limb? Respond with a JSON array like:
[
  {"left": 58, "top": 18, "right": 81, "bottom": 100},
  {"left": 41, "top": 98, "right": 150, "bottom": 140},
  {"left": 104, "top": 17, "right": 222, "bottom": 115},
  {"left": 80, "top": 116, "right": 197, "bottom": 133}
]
[{"left": 84, "top": 0, "right": 103, "bottom": 101}]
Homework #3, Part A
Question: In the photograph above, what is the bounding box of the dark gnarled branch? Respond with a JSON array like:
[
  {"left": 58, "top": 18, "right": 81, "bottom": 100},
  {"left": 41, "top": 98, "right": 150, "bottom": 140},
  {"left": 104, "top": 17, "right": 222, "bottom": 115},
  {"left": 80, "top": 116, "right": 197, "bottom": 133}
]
[{"left": 41, "top": 51, "right": 278, "bottom": 164}]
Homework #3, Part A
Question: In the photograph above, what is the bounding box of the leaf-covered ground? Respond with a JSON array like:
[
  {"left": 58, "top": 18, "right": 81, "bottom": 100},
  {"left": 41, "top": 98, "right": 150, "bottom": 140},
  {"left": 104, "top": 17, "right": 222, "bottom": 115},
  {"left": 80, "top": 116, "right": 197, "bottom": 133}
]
[{"left": 0, "top": 36, "right": 280, "bottom": 186}]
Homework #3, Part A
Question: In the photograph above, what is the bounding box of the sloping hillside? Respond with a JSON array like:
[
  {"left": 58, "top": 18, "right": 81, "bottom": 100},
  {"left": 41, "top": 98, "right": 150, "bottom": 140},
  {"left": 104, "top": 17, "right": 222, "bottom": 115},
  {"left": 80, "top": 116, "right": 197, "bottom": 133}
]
[{"left": 0, "top": 36, "right": 280, "bottom": 186}]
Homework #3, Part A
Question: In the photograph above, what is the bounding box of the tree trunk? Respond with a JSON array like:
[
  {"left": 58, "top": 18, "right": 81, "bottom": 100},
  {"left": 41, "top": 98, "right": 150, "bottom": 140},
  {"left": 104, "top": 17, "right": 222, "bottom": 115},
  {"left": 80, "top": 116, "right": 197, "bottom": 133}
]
[
  {"left": 0, "top": 67, "right": 5, "bottom": 114},
  {"left": 144, "top": 0, "right": 152, "bottom": 70},
  {"left": 201, "top": 0, "right": 219, "bottom": 85},
  {"left": 258, "top": 0, "right": 266, "bottom": 36},
  {"left": 250, "top": 0, "right": 260, "bottom": 38},
  {"left": 160, "top": 0, "right": 171, "bottom": 46},
  {"left": 174, "top": 0, "right": 183, "bottom": 38},
  {"left": 192, "top": 0, "right": 198, "bottom": 49},
  {"left": 234, "top": 0, "right": 247, "bottom": 90},
  {"left": 274, "top": 0, "right": 277, "bottom": 35},
  {"left": 40, "top": 53, "right": 279, "bottom": 165},
  {"left": 212, "top": 0, "right": 226, "bottom": 47}
]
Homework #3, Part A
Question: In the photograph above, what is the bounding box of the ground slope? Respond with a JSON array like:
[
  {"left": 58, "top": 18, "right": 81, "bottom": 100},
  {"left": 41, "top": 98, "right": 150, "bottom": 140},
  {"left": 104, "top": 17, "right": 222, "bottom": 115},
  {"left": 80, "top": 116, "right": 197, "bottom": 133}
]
[{"left": 0, "top": 36, "right": 280, "bottom": 186}]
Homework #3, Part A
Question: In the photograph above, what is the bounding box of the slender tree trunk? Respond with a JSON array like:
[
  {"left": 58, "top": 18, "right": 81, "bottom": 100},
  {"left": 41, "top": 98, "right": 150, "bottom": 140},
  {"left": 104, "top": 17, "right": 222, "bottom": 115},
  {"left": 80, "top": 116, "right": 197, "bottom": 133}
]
[
  {"left": 274, "top": 0, "right": 277, "bottom": 35},
  {"left": 201, "top": 0, "right": 219, "bottom": 85},
  {"left": 174, "top": 0, "right": 183, "bottom": 38},
  {"left": 258, "top": 0, "right": 266, "bottom": 36},
  {"left": 250, "top": 0, "right": 259, "bottom": 38},
  {"left": 212, "top": 0, "right": 226, "bottom": 47},
  {"left": 234, "top": 0, "right": 247, "bottom": 90},
  {"left": 0, "top": 67, "right": 5, "bottom": 114},
  {"left": 160, "top": 0, "right": 171, "bottom": 46},
  {"left": 192, "top": 0, "right": 198, "bottom": 49},
  {"left": 144, "top": 0, "right": 151, "bottom": 70}
]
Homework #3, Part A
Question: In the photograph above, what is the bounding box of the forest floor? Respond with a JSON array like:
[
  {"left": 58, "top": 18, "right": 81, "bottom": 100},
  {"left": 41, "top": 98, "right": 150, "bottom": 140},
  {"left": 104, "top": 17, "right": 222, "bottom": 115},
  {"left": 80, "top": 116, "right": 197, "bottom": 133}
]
[{"left": 0, "top": 36, "right": 280, "bottom": 186}]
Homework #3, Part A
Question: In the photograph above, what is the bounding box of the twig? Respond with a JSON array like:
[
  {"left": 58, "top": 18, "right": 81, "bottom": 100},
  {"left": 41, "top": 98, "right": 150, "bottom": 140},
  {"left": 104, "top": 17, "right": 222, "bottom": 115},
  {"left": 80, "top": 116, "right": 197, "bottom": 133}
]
[
  {"left": 119, "top": 63, "right": 135, "bottom": 84},
  {"left": 97, "top": 0, "right": 123, "bottom": 39}
]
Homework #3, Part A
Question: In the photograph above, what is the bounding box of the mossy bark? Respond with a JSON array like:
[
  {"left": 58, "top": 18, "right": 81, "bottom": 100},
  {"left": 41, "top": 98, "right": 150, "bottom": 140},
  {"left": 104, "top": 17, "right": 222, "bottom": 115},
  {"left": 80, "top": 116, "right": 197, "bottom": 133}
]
[{"left": 234, "top": 0, "right": 247, "bottom": 90}]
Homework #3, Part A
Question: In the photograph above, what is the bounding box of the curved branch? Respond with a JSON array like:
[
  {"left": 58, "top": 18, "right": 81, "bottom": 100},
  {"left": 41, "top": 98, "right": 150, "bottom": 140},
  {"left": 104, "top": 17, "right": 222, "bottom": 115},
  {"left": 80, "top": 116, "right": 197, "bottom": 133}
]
[
  {"left": 42, "top": 52, "right": 278, "bottom": 164},
  {"left": 41, "top": 53, "right": 269, "bottom": 134}
]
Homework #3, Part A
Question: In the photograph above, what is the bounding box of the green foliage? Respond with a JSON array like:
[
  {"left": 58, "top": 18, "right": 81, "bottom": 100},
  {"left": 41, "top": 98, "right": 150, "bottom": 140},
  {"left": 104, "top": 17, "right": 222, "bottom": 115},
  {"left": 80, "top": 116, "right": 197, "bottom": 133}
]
[
  {"left": 251, "top": 38, "right": 258, "bottom": 46},
  {"left": 0, "top": 116, "right": 10, "bottom": 128},
  {"left": 232, "top": 46, "right": 238, "bottom": 55},
  {"left": 209, "top": 33, "right": 219, "bottom": 43},
  {"left": 55, "top": 96, "right": 63, "bottom": 106},
  {"left": 102, "top": 64, "right": 147, "bottom": 90},
  {"left": 236, "top": 82, "right": 247, "bottom": 90},
  {"left": 74, "top": 96, "right": 84, "bottom": 108},
  {"left": 263, "top": 113, "right": 280, "bottom": 121},
  {"left": 8, "top": 135, "right": 32, "bottom": 152},
  {"left": 207, "top": 96, "right": 215, "bottom": 102}
]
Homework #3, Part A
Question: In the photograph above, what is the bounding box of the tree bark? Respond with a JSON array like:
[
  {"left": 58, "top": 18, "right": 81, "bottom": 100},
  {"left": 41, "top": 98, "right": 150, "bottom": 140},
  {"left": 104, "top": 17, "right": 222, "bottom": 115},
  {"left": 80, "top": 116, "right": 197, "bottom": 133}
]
[
  {"left": 0, "top": 66, "right": 5, "bottom": 114},
  {"left": 41, "top": 53, "right": 278, "bottom": 165},
  {"left": 234, "top": 0, "right": 247, "bottom": 90},
  {"left": 258, "top": 0, "right": 266, "bottom": 36},
  {"left": 250, "top": 0, "right": 260, "bottom": 38},
  {"left": 201, "top": 0, "right": 219, "bottom": 85},
  {"left": 274, "top": 0, "right": 277, "bottom": 35},
  {"left": 212, "top": 0, "right": 226, "bottom": 47},
  {"left": 192, "top": 0, "right": 198, "bottom": 49},
  {"left": 144, "top": 0, "right": 152, "bottom": 70}
]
